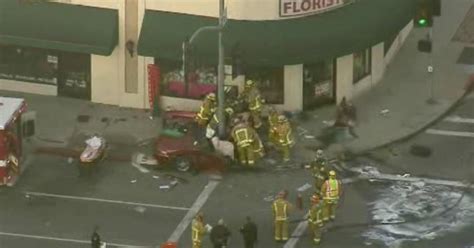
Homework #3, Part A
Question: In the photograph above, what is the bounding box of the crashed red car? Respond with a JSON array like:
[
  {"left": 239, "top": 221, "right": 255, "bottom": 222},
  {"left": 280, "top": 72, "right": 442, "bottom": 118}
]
[{"left": 154, "top": 111, "right": 227, "bottom": 173}]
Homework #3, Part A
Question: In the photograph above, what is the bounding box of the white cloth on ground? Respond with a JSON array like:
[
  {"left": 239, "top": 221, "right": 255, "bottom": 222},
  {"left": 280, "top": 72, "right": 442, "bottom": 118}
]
[{"left": 86, "top": 136, "right": 103, "bottom": 149}]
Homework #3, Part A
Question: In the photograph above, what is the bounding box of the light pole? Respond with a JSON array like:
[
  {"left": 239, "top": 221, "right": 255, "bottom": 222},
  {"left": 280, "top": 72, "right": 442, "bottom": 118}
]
[{"left": 183, "top": 0, "right": 227, "bottom": 138}]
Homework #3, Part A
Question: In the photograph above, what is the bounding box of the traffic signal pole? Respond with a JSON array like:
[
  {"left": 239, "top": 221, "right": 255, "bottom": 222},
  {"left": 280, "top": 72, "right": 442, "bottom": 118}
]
[
  {"left": 217, "top": 0, "right": 226, "bottom": 138},
  {"left": 183, "top": 0, "right": 227, "bottom": 138}
]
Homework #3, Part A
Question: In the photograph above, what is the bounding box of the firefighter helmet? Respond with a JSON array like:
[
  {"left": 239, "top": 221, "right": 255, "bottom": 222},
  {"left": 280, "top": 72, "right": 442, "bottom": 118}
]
[
  {"left": 207, "top": 93, "right": 216, "bottom": 101},
  {"left": 329, "top": 170, "right": 336, "bottom": 177},
  {"left": 311, "top": 194, "right": 320, "bottom": 203},
  {"left": 225, "top": 107, "right": 234, "bottom": 116},
  {"left": 316, "top": 149, "right": 324, "bottom": 156},
  {"left": 245, "top": 80, "right": 255, "bottom": 88},
  {"left": 278, "top": 115, "right": 287, "bottom": 123}
]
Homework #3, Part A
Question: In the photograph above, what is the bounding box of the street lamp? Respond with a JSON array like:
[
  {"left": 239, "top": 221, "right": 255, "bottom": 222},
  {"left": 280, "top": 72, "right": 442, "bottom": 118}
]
[{"left": 184, "top": 0, "right": 227, "bottom": 138}]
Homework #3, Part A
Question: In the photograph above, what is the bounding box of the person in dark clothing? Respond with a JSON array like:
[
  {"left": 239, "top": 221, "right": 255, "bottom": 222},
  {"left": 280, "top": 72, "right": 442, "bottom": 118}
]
[
  {"left": 210, "top": 218, "right": 231, "bottom": 248},
  {"left": 240, "top": 216, "right": 258, "bottom": 248},
  {"left": 91, "top": 226, "right": 101, "bottom": 248}
]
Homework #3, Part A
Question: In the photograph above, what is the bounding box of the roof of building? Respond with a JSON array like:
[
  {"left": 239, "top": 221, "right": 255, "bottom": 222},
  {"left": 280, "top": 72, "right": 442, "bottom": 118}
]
[{"left": 0, "top": 97, "right": 25, "bottom": 130}]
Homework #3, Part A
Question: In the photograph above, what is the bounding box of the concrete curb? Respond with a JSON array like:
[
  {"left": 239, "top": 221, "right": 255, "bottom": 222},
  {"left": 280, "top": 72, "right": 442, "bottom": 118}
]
[{"left": 349, "top": 90, "right": 471, "bottom": 158}]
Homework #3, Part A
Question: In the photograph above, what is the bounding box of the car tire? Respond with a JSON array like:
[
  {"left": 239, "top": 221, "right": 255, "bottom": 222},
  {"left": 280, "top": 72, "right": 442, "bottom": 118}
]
[{"left": 175, "top": 157, "right": 192, "bottom": 172}]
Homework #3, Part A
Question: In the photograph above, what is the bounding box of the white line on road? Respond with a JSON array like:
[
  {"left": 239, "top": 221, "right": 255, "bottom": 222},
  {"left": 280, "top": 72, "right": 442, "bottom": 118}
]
[
  {"left": 359, "top": 173, "right": 474, "bottom": 189},
  {"left": 283, "top": 214, "right": 309, "bottom": 248},
  {"left": 425, "top": 129, "right": 474, "bottom": 138},
  {"left": 444, "top": 115, "right": 474, "bottom": 124},
  {"left": 168, "top": 180, "right": 220, "bottom": 242},
  {"left": 24, "top": 191, "right": 190, "bottom": 211},
  {"left": 0, "top": 231, "right": 148, "bottom": 247},
  {"left": 283, "top": 178, "right": 358, "bottom": 248}
]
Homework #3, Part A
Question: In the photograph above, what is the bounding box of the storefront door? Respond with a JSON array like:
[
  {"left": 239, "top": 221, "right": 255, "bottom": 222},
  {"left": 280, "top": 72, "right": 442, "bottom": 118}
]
[
  {"left": 303, "top": 60, "right": 336, "bottom": 110},
  {"left": 58, "top": 52, "right": 91, "bottom": 100}
]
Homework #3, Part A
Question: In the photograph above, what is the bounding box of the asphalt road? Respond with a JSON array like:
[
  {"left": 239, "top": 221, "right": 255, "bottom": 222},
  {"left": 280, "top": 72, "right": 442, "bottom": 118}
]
[{"left": 2, "top": 96, "right": 474, "bottom": 248}]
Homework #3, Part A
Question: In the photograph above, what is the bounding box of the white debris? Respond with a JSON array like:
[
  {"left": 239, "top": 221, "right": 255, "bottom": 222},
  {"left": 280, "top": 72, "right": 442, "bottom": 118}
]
[
  {"left": 67, "top": 157, "right": 74, "bottom": 164},
  {"left": 130, "top": 179, "right": 137, "bottom": 184},
  {"left": 322, "top": 120, "right": 334, "bottom": 126},
  {"left": 160, "top": 185, "right": 170, "bottom": 190},
  {"left": 134, "top": 206, "right": 146, "bottom": 213},
  {"left": 153, "top": 175, "right": 160, "bottom": 179},
  {"left": 297, "top": 183, "right": 312, "bottom": 192},
  {"left": 304, "top": 135, "right": 315, "bottom": 139},
  {"left": 264, "top": 195, "right": 275, "bottom": 202},
  {"left": 380, "top": 109, "right": 390, "bottom": 116},
  {"left": 85, "top": 136, "right": 103, "bottom": 149},
  {"left": 412, "top": 181, "right": 426, "bottom": 188}
]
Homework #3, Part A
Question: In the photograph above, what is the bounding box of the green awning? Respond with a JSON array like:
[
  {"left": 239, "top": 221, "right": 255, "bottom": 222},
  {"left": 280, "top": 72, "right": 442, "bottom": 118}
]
[
  {"left": 138, "top": 0, "right": 414, "bottom": 66},
  {"left": 0, "top": 0, "right": 118, "bottom": 56}
]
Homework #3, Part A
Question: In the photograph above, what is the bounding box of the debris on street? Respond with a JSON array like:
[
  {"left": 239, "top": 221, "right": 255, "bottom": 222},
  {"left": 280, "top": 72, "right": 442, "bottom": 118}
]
[
  {"left": 297, "top": 183, "right": 312, "bottom": 192},
  {"left": 297, "top": 126, "right": 308, "bottom": 136},
  {"left": 134, "top": 206, "right": 146, "bottom": 213},
  {"left": 159, "top": 185, "right": 170, "bottom": 190},
  {"left": 153, "top": 175, "right": 160, "bottom": 179},
  {"left": 130, "top": 179, "right": 137, "bottom": 184},
  {"left": 380, "top": 109, "right": 390, "bottom": 116},
  {"left": 67, "top": 157, "right": 74, "bottom": 164},
  {"left": 264, "top": 195, "right": 275, "bottom": 202},
  {"left": 322, "top": 120, "right": 334, "bottom": 126}
]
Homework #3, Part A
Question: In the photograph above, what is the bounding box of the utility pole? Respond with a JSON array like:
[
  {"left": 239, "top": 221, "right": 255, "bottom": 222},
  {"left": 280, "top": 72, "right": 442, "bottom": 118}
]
[
  {"left": 217, "top": 0, "right": 226, "bottom": 138},
  {"left": 183, "top": 0, "right": 227, "bottom": 137}
]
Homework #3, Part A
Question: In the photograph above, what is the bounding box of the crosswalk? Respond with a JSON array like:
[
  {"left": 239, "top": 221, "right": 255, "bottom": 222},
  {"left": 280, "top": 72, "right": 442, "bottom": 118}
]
[{"left": 426, "top": 115, "right": 474, "bottom": 138}]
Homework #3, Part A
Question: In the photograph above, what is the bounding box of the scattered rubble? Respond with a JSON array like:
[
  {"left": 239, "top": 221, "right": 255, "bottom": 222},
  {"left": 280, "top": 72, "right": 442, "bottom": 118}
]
[
  {"left": 130, "top": 179, "right": 137, "bottom": 184},
  {"left": 134, "top": 206, "right": 146, "bottom": 213},
  {"left": 297, "top": 183, "right": 312, "bottom": 192}
]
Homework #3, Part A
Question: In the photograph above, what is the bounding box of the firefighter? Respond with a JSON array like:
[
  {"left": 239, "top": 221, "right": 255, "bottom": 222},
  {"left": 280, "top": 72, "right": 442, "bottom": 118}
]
[
  {"left": 231, "top": 119, "right": 256, "bottom": 166},
  {"left": 195, "top": 93, "right": 217, "bottom": 127},
  {"left": 250, "top": 127, "right": 265, "bottom": 161},
  {"left": 311, "top": 150, "right": 329, "bottom": 195},
  {"left": 267, "top": 106, "right": 279, "bottom": 146},
  {"left": 242, "top": 80, "right": 264, "bottom": 129},
  {"left": 308, "top": 193, "right": 324, "bottom": 245},
  {"left": 272, "top": 191, "right": 291, "bottom": 242},
  {"left": 206, "top": 107, "right": 234, "bottom": 139},
  {"left": 192, "top": 212, "right": 207, "bottom": 248},
  {"left": 273, "top": 115, "right": 294, "bottom": 162},
  {"left": 320, "top": 170, "right": 342, "bottom": 222}
]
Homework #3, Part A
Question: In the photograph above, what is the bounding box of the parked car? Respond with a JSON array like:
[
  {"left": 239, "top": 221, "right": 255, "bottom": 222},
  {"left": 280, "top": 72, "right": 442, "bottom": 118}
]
[{"left": 154, "top": 111, "right": 227, "bottom": 173}]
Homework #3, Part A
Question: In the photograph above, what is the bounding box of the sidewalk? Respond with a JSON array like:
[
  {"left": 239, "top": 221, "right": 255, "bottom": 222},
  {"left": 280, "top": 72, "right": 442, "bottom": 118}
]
[
  {"left": 0, "top": 90, "right": 161, "bottom": 149},
  {"left": 295, "top": 0, "right": 473, "bottom": 158}
]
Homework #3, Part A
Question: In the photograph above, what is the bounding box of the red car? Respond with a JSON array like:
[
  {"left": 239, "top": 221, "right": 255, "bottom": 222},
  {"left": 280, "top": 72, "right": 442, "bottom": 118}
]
[{"left": 154, "top": 111, "right": 227, "bottom": 173}]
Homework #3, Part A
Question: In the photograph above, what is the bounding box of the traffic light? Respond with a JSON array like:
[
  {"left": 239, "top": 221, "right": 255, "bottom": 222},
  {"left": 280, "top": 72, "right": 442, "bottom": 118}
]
[
  {"left": 418, "top": 39, "right": 432, "bottom": 53},
  {"left": 415, "top": 0, "right": 433, "bottom": 27}
]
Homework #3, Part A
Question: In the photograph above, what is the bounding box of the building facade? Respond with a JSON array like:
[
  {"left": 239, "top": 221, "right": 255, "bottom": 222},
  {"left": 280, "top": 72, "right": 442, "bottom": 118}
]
[{"left": 0, "top": 0, "right": 414, "bottom": 112}]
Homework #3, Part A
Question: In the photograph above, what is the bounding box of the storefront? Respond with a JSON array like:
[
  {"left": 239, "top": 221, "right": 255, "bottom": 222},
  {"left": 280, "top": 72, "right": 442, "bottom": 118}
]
[
  {"left": 302, "top": 60, "right": 336, "bottom": 110},
  {"left": 0, "top": 0, "right": 117, "bottom": 101}
]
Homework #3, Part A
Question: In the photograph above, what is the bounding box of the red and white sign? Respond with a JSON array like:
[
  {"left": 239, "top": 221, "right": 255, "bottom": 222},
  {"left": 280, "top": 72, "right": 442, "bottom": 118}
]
[{"left": 280, "top": 0, "right": 353, "bottom": 17}]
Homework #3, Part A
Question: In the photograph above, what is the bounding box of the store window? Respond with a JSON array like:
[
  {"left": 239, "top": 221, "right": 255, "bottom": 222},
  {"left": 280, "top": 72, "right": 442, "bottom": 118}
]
[
  {"left": 155, "top": 58, "right": 217, "bottom": 100},
  {"left": 246, "top": 66, "right": 284, "bottom": 104},
  {"left": 0, "top": 44, "right": 58, "bottom": 85},
  {"left": 353, "top": 49, "right": 372, "bottom": 84},
  {"left": 303, "top": 60, "right": 335, "bottom": 110}
]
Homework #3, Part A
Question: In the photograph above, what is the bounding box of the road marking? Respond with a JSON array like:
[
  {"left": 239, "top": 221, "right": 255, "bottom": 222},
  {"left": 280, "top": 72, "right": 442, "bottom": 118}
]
[
  {"left": 284, "top": 214, "right": 309, "bottom": 248},
  {"left": 283, "top": 178, "right": 358, "bottom": 248},
  {"left": 359, "top": 173, "right": 474, "bottom": 189},
  {"left": 168, "top": 180, "right": 220, "bottom": 242},
  {"left": 444, "top": 115, "right": 474, "bottom": 124},
  {"left": 0, "top": 231, "right": 148, "bottom": 247},
  {"left": 425, "top": 129, "right": 474, "bottom": 138},
  {"left": 24, "top": 191, "right": 190, "bottom": 211}
]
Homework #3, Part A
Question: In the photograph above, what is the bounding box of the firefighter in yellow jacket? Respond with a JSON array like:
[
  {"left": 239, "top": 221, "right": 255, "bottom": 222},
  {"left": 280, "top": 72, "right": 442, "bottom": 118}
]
[
  {"left": 308, "top": 193, "right": 324, "bottom": 245},
  {"left": 250, "top": 127, "right": 265, "bottom": 160},
  {"left": 312, "top": 150, "right": 329, "bottom": 196},
  {"left": 231, "top": 119, "right": 256, "bottom": 166},
  {"left": 268, "top": 106, "right": 279, "bottom": 145},
  {"left": 320, "top": 170, "right": 342, "bottom": 222},
  {"left": 272, "top": 191, "right": 291, "bottom": 242},
  {"left": 206, "top": 107, "right": 234, "bottom": 139},
  {"left": 242, "top": 80, "right": 264, "bottom": 129},
  {"left": 195, "top": 93, "right": 217, "bottom": 127},
  {"left": 273, "top": 115, "right": 294, "bottom": 162},
  {"left": 192, "top": 212, "right": 207, "bottom": 248}
]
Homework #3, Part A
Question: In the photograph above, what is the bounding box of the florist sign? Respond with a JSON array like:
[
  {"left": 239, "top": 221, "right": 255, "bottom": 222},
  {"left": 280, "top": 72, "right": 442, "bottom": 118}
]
[{"left": 280, "top": 0, "right": 354, "bottom": 17}]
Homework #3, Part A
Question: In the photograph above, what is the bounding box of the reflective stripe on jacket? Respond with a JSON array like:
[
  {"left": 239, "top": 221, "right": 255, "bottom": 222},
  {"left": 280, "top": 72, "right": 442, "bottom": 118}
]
[
  {"left": 323, "top": 179, "right": 340, "bottom": 200},
  {"left": 273, "top": 199, "right": 289, "bottom": 221}
]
